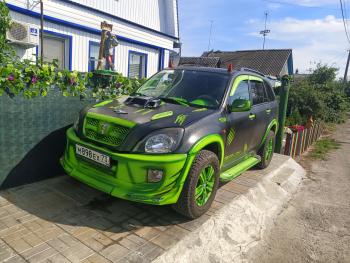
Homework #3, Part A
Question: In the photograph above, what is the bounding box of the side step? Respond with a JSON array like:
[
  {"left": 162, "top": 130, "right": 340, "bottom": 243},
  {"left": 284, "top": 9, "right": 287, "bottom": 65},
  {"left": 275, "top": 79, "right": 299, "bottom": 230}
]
[{"left": 220, "top": 156, "right": 261, "bottom": 182}]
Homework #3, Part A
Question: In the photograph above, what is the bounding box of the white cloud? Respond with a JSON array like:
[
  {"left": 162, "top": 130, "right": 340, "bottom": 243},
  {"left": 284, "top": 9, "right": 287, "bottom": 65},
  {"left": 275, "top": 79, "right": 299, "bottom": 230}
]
[
  {"left": 274, "top": 0, "right": 337, "bottom": 7},
  {"left": 249, "top": 15, "right": 349, "bottom": 76}
]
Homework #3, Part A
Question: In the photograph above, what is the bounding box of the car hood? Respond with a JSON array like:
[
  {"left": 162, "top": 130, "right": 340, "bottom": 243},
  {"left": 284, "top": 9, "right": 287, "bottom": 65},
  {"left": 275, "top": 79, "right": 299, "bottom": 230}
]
[{"left": 86, "top": 96, "right": 215, "bottom": 128}]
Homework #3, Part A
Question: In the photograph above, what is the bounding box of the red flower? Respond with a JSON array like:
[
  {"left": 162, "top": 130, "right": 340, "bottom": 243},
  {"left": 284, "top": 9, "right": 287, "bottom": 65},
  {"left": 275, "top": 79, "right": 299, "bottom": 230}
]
[
  {"left": 31, "top": 76, "right": 37, "bottom": 84},
  {"left": 8, "top": 74, "right": 14, "bottom": 81}
]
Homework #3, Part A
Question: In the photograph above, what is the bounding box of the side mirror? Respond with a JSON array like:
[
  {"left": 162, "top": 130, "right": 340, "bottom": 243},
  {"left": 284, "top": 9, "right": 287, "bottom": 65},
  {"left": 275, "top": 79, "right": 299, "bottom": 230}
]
[{"left": 230, "top": 99, "right": 251, "bottom": 112}]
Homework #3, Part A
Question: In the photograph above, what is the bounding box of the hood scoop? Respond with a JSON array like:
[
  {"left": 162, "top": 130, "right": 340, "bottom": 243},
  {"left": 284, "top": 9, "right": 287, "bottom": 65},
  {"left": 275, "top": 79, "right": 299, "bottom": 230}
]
[{"left": 125, "top": 96, "right": 161, "bottom": 108}]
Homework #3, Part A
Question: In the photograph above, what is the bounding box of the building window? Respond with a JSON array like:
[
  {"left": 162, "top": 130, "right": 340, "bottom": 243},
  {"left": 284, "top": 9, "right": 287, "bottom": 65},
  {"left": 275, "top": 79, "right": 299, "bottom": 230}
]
[
  {"left": 128, "top": 51, "right": 147, "bottom": 79},
  {"left": 89, "top": 41, "right": 100, "bottom": 72},
  {"left": 38, "top": 31, "right": 71, "bottom": 70}
]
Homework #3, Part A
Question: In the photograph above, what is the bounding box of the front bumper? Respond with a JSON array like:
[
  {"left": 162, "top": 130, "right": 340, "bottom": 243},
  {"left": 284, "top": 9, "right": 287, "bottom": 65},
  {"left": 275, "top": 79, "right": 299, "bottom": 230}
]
[{"left": 61, "top": 128, "right": 190, "bottom": 205}]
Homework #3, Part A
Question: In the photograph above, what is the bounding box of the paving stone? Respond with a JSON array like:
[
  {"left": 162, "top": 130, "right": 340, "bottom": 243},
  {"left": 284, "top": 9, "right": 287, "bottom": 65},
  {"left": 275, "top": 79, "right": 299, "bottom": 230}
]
[
  {"left": 21, "top": 242, "right": 51, "bottom": 260},
  {"left": 164, "top": 225, "right": 189, "bottom": 240},
  {"left": 6, "top": 237, "right": 32, "bottom": 253},
  {"left": 82, "top": 253, "right": 111, "bottom": 263},
  {"left": 27, "top": 247, "right": 58, "bottom": 263},
  {"left": 22, "top": 232, "right": 45, "bottom": 247},
  {"left": 122, "top": 251, "right": 150, "bottom": 263},
  {"left": 47, "top": 236, "right": 70, "bottom": 253},
  {"left": 0, "top": 239, "right": 15, "bottom": 262},
  {"left": 150, "top": 233, "right": 177, "bottom": 250},
  {"left": 61, "top": 243, "right": 94, "bottom": 262},
  {"left": 101, "top": 244, "right": 131, "bottom": 262},
  {"left": 43, "top": 253, "right": 71, "bottom": 263},
  {"left": 119, "top": 237, "right": 142, "bottom": 250},
  {"left": 134, "top": 227, "right": 162, "bottom": 241},
  {"left": 3, "top": 255, "right": 27, "bottom": 263}
]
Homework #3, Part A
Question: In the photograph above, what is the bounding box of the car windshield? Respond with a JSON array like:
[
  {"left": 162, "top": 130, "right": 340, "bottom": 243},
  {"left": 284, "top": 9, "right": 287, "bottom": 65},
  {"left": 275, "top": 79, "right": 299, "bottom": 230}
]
[{"left": 134, "top": 69, "right": 230, "bottom": 109}]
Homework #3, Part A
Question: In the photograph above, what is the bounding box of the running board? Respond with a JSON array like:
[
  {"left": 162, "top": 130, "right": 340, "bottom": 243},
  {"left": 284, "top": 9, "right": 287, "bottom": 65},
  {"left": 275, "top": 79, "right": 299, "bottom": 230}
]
[{"left": 220, "top": 156, "right": 261, "bottom": 182}]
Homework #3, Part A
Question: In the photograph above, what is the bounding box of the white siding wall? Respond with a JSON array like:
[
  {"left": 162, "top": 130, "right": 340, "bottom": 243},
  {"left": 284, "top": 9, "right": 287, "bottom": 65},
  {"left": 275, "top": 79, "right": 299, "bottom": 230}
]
[
  {"left": 67, "top": 0, "right": 179, "bottom": 37},
  {"left": 7, "top": 0, "right": 178, "bottom": 76},
  {"left": 7, "top": 0, "right": 176, "bottom": 49}
]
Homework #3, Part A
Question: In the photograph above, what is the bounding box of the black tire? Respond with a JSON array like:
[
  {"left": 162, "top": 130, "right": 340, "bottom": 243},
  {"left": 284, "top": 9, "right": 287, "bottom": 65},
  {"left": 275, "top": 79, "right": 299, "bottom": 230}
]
[
  {"left": 172, "top": 150, "right": 220, "bottom": 219},
  {"left": 257, "top": 130, "right": 275, "bottom": 169}
]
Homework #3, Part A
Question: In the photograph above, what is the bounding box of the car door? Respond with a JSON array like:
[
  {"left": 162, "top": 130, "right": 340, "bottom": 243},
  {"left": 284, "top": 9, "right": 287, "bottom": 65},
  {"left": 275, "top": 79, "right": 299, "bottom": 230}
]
[
  {"left": 248, "top": 77, "right": 271, "bottom": 151},
  {"left": 223, "top": 77, "right": 255, "bottom": 167}
]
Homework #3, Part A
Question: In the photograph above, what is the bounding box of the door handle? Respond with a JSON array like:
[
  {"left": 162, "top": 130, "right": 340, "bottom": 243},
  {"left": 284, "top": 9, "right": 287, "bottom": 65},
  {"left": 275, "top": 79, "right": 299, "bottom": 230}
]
[
  {"left": 266, "top": 109, "right": 271, "bottom": 114},
  {"left": 249, "top": 114, "right": 256, "bottom": 120}
]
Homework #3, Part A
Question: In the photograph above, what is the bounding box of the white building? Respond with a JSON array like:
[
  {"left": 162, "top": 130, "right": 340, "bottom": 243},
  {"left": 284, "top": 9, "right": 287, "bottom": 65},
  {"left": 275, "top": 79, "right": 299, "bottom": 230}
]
[{"left": 6, "top": 0, "right": 180, "bottom": 79}]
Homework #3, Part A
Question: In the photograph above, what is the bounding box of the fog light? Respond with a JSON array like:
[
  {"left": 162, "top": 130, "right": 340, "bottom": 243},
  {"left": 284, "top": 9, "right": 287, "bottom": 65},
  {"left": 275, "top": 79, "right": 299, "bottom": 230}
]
[{"left": 148, "top": 169, "right": 164, "bottom": 183}]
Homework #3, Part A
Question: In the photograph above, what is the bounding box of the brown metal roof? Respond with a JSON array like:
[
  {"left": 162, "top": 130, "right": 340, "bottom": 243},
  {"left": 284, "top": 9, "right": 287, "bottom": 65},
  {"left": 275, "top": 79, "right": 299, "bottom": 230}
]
[
  {"left": 202, "top": 49, "right": 292, "bottom": 76},
  {"left": 179, "top": 57, "right": 221, "bottom": 68}
]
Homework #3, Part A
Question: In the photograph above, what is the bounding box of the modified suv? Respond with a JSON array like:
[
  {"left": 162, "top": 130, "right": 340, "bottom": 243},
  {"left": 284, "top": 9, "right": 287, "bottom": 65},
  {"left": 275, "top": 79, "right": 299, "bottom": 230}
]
[{"left": 61, "top": 66, "right": 278, "bottom": 219}]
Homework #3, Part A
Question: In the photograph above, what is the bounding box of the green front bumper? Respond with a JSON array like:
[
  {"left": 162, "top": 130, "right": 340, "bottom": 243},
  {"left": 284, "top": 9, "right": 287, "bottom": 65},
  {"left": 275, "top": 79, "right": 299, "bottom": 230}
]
[{"left": 61, "top": 128, "right": 190, "bottom": 205}]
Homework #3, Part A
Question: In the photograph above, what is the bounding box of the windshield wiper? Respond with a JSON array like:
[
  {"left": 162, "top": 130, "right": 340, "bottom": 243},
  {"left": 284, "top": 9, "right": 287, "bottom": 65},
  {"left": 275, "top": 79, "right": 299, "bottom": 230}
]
[{"left": 159, "top": 97, "right": 190, "bottom": 106}]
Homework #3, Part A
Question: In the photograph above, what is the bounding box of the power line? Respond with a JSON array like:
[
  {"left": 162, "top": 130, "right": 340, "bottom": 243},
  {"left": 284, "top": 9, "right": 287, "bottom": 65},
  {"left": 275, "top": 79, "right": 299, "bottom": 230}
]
[{"left": 340, "top": 0, "right": 350, "bottom": 44}]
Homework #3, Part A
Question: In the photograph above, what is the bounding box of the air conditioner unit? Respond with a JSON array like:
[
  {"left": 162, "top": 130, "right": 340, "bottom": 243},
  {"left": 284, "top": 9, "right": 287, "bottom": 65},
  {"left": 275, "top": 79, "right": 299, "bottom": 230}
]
[{"left": 6, "top": 21, "right": 39, "bottom": 48}]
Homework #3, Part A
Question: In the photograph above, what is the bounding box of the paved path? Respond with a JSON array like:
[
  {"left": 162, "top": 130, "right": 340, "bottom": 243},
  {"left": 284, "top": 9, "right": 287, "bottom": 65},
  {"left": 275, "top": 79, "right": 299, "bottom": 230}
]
[
  {"left": 0, "top": 152, "right": 289, "bottom": 263},
  {"left": 246, "top": 120, "right": 350, "bottom": 263}
]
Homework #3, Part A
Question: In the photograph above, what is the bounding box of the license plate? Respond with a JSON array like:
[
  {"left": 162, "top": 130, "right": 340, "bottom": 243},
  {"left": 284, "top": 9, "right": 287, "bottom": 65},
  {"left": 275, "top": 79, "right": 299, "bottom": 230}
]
[{"left": 76, "top": 144, "right": 111, "bottom": 167}]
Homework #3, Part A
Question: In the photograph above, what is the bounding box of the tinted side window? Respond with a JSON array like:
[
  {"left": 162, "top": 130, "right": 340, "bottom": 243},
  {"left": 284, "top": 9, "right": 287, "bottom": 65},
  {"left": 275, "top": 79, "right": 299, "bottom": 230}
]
[
  {"left": 229, "top": 80, "right": 250, "bottom": 104},
  {"left": 250, "top": 80, "right": 268, "bottom": 105},
  {"left": 264, "top": 81, "right": 275, "bottom": 101}
]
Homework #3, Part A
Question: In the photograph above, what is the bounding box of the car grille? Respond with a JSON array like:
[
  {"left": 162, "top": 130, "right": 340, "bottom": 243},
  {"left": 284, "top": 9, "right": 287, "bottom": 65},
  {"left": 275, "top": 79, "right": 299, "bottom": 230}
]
[{"left": 84, "top": 116, "right": 130, "bottom": 147}]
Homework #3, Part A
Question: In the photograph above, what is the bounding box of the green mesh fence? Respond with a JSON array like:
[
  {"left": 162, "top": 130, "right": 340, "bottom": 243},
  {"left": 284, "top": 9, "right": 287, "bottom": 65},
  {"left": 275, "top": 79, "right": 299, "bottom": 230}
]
[{"left": 0, "top": 91, "right": 92, "bottom": 187}]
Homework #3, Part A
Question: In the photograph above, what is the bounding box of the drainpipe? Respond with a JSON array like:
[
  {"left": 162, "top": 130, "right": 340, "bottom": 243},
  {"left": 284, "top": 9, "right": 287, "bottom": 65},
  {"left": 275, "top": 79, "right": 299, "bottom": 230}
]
[{"left": 275, "top": 75, "right": 291, "bottom": 153}]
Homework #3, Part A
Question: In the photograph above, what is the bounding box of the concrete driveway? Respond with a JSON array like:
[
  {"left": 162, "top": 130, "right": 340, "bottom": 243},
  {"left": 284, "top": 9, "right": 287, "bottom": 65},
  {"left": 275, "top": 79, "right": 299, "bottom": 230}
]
[{"left": 246, "top": 119, "right": 350, "bottom": 263}]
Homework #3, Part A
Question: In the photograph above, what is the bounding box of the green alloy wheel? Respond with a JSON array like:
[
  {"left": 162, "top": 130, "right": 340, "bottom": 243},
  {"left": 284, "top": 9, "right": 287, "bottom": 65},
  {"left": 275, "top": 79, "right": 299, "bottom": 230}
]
[
  {"left": 257, "top": 130, "right": 275, "bottom": 169},
  {"left": 173, "top": 150, "right": 220, "bottom": 219},
  {"left": 195, "top": 165, "right": 215, "bottom": 206}
]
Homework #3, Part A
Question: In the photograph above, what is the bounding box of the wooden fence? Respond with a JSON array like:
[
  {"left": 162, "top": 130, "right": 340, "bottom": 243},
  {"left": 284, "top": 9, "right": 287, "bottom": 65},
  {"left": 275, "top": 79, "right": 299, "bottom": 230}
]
[{"left": 283, "top": 122, "right": 324, "bottom": 158}]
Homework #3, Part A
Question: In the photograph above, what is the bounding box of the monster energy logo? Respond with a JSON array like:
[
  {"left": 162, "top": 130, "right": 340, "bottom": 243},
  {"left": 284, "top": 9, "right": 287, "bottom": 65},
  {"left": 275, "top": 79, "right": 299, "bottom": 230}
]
[
  {"left": 175, "top": 114, "right": 187, "bottom": 125},
  {"left": 227, "top": 128, "right": 235, "bottom": 145}
]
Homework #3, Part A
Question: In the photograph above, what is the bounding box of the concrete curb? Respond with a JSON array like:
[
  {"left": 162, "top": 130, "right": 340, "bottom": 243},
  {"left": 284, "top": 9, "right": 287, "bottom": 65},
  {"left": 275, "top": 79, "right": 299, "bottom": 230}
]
[{"left": 153, "top": 155, "right": 306, "bottom": 263}]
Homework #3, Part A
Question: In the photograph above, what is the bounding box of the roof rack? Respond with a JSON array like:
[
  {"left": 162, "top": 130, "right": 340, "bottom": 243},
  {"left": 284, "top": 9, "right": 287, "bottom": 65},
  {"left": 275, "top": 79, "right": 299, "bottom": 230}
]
[{"left": 240, "top": 67, "right": 265, "bottom": 77}]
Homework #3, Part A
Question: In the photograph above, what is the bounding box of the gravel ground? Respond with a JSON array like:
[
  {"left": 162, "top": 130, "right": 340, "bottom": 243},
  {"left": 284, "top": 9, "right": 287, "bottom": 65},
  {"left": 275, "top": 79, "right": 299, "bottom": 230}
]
[{"left": 246, "top": 119, "right": 350, "bottom": 263}]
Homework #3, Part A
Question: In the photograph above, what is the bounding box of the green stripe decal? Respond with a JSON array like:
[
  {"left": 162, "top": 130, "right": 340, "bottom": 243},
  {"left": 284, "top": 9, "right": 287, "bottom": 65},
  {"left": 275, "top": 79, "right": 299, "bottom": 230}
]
[
  {"left": 227, "top": 128, "right": 235, "bottom": 145},
  {"left": 93, "top": 100, "right": 113, "bottom": 108},
  {"left": 151, "top": 111, "right": 174, "bottom": 121}
]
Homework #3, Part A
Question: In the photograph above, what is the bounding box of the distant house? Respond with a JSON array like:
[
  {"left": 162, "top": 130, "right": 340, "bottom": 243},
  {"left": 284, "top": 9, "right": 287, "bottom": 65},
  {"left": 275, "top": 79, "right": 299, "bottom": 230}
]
[{"left": 180, "top": 49, "right": 294, "bottom": 77}]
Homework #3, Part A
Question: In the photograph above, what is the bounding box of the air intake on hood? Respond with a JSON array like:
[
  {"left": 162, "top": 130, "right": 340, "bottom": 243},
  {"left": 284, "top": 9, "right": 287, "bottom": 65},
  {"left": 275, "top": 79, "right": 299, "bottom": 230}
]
[{"left": 125, "top": 96, "right": 161, "bottom": 108}]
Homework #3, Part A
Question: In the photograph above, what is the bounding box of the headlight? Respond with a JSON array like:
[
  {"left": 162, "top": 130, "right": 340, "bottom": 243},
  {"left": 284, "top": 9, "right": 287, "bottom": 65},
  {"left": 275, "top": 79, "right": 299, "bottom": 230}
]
[
  {"left": 73, "top": 115, "right": 80, "bottom": 132},
  {"left": 133, "top": 128, "right": 184, "bottom": 153}
]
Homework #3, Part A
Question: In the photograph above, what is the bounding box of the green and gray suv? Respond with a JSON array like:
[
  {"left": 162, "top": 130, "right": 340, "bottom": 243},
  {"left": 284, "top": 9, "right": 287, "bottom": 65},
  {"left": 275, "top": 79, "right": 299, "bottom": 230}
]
[{"left": 61, "top": 66, "right": 278, "bottom": 218}]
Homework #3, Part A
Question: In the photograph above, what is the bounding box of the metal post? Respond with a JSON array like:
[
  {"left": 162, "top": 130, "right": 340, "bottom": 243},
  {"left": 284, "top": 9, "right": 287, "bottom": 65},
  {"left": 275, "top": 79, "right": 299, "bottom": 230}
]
[
  {"left": 40, "top": 0, "right": 44, "bottom": 65},
  {"left": 275, "top": 75, "right": 290, "bottom": 153}
]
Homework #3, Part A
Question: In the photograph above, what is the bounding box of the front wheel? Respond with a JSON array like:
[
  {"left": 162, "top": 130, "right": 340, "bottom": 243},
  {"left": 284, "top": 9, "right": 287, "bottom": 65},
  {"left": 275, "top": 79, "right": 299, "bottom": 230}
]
[
  {"left": 172, "top": 150, "right": 220, "bottom": 219},
  {"left": 257, "top": 130, "right": 275, "bottom": 169}
]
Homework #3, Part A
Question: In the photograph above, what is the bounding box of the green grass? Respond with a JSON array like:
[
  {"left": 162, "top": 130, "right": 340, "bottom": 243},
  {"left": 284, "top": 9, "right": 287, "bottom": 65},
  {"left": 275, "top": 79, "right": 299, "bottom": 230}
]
[{"left": 310, "top": 138, "right": 341, "bottom": 160}]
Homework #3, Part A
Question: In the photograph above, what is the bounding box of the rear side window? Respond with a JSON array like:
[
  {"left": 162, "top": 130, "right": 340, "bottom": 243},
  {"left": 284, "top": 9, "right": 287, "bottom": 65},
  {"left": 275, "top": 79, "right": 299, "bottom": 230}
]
[
  {"left": 264, "top": 81, "right": 275, "bottom": 101},
  {"left": 250, "top": 80, "right": 268, "bottom": 105},
  {"left": 229, "top": 80, "right": 250, "bottom": 104}
]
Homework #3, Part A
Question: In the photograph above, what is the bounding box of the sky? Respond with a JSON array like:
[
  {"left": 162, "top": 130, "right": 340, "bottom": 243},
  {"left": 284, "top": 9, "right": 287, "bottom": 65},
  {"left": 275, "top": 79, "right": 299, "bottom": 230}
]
[{"left": 178, "top": 0, "right": 348, "bottom": 76}]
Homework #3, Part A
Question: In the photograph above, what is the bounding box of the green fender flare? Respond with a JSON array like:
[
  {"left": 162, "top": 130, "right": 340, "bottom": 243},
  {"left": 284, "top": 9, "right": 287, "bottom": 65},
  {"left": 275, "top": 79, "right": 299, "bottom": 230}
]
[
  {"left": 258, "top": 119, "right": 279, "bottom": 149},
  {"left": 171, "top": 134, "right": 225, "bottom": 203}
]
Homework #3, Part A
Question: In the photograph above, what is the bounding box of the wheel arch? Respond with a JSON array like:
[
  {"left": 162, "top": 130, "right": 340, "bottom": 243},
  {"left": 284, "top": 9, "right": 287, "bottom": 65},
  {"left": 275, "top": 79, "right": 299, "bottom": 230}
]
[
  {"left": 258, "top": 119, "right": 278, "bottom": 149},
  {"left": 188, "top": 134, "right": 225, "bottom": 167}
]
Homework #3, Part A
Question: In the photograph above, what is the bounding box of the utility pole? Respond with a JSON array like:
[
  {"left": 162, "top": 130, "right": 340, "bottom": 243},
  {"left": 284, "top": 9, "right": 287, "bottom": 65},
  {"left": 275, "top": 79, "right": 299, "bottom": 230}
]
[
  {"left": 344, "top": 50, "right": 350, "bottom": 83},
  {"left": 207, "top": 20, "right": 213, "bottom": 52},
  {"left": 260, "top": 12, "right": 270, "bottom": 50},
  {"left": 40, "top": 0, "right": 44, "bottom": 65}
]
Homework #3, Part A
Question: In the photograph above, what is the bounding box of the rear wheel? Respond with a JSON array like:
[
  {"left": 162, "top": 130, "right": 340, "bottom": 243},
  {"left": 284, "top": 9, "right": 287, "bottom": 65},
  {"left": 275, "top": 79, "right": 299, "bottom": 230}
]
[
  {"left": 257, "top": 130, "right": 275, "bottom": 169},
  {"left": 172, "top": 150, "right": 220, "bottom": 219}
]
